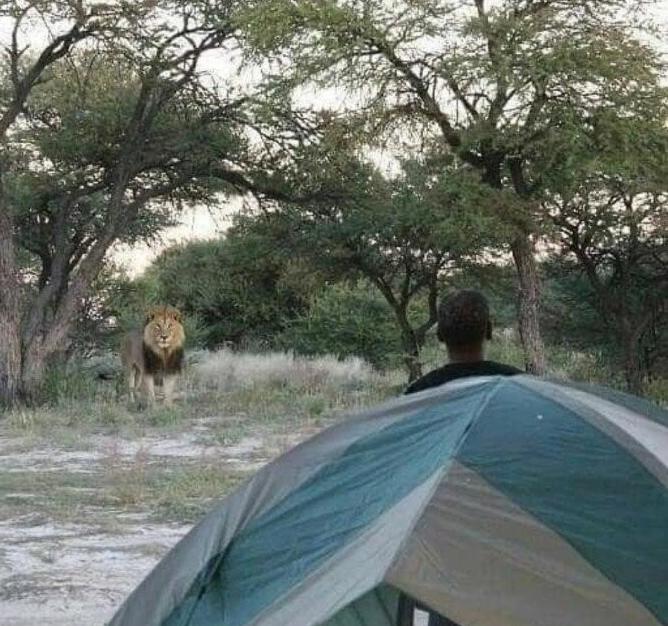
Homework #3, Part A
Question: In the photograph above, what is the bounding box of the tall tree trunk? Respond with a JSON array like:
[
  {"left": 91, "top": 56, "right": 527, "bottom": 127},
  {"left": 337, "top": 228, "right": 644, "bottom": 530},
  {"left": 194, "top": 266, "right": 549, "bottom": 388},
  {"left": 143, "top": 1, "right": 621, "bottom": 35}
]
[
  {"left": 511, "top": 233, "right": 546, "bottom": 375},
  {"left": 0, "top": 184, "right": 22, "bottom": 407},
  {"left": 20, "top": 342, "right": 49, "bottom": 403}
]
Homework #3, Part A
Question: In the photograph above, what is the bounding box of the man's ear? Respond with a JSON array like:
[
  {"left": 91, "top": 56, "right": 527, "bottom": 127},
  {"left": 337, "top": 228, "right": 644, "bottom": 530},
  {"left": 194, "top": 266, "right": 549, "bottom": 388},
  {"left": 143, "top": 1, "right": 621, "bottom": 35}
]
[{"left": 486, "top": 320, "right": 493, "bottom": 341}]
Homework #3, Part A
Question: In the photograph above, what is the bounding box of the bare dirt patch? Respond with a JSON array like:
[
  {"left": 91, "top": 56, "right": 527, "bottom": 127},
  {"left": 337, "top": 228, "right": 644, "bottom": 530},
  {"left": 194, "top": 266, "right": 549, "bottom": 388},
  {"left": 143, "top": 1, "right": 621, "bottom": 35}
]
[
  {"left": 0, "top": 517, "right": 190, "bottom": 626},
  {"left": 0, "top": 424, "right": 293, "bottom": 475},
  {"left": 0, "top": 349, "right": 393, "bottom": 625},
  {"left": 0, "top": 415, "right": 326, "bottom": 625}
]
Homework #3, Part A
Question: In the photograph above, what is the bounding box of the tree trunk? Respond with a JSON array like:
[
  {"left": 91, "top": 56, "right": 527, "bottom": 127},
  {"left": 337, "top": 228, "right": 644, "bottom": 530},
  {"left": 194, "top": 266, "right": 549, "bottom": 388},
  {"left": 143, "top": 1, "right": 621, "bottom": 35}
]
[
  {"left": 20, "top": 343, "right": 49, "bottom": 403},
  {"left": 404, "top": 346, "right": 423, "bottom": 383},
  {"left": 510, "top": 234, "right": 546, "bottom": 375},
  {"left": 394, "top": 310, "right": 424, "bottom": 383},
  {"left": 620, "top": 322, "right": 644, "bottom": 395},
  {"left": 623, "top": 344, "right": 644, "bottom": 396},
  {"left": 0, "top": 304, "right": 22, "bottom": 407},
  {"left": 0, "top": 186, "right": 22, "bottom": 407}
]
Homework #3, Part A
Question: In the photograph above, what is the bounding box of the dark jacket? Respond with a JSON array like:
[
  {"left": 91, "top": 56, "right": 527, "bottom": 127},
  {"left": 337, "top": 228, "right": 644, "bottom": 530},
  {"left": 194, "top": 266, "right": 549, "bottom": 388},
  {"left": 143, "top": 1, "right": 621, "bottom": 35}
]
[{"left": 405, "top": 360, "right": 523, "bottom": 395}]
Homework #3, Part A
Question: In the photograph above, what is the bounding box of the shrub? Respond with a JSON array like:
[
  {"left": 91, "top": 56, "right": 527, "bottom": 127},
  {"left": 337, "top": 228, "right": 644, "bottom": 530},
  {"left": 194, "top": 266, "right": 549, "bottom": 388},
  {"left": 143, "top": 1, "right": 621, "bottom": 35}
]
[
  {"left": 277, "top": 282, "right": 404, "bottom": 369},
  {"left": 141, "top": 236, "right": 316, "bottom": 349}
]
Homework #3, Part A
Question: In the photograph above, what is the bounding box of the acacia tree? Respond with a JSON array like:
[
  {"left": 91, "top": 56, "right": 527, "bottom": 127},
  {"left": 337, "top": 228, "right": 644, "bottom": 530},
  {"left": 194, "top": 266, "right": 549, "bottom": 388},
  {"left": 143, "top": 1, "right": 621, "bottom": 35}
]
[
  {"left": 538, "top": 102, "right": 668, "bottom": 393},
  {"left": 238, "top": 0, "right": 665, "bottom": 374},
  {"left": 242, "top": 136, "right": 506, "bottom": 381},
  {"left": 547, "top": 176, "right": 667, "bottom": 393},
  {"left": 0, "top": 1, "right": 104, "bottom": 404},
  {"left": 0, "top": 1, "right": 282, "bottom": 404}
]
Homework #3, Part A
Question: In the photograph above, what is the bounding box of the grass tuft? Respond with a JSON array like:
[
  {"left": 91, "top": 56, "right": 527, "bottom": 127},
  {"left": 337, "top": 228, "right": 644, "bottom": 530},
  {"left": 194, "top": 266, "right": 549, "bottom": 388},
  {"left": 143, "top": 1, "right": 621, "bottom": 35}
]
[{"left": 192, "top": 349, "right": 380, "bottom": 393}]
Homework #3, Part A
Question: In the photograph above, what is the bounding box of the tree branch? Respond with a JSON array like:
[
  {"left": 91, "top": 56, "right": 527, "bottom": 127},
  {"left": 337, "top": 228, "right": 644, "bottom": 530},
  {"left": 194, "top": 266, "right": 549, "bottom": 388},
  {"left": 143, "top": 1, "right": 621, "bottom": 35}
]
[{"left": 1, "top": 20, "right": 93, "bottom": 138}]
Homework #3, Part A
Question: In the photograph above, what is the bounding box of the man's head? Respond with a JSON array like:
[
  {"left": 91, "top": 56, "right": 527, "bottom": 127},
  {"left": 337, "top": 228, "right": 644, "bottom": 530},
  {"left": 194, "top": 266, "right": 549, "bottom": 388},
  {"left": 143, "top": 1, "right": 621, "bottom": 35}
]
[{"left": 437, "top": 289, "right": 493, "bottom": 361}]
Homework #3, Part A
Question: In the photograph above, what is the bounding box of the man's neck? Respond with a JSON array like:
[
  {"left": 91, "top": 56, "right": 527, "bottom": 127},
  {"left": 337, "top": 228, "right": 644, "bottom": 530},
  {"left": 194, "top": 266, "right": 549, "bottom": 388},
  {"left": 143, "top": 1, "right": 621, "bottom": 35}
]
[{"left": 447, "top": 348, "right": 485, "bottom": 364}]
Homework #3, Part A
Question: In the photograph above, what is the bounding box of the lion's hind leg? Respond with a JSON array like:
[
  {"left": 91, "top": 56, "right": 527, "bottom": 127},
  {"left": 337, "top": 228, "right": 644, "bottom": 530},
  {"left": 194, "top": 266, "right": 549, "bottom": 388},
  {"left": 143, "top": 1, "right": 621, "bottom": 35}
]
[{"left": 142, "top": 373, "right": 156, "bottom": 406}]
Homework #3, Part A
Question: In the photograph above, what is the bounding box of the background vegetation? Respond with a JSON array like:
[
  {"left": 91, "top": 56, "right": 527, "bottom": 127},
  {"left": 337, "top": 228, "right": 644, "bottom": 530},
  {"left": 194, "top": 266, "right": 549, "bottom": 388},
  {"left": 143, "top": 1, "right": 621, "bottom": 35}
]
[
  {"left": 0, "top": 6, "right": 665, "bottom": 623},
  {"left": 0, "top": 0, "right": 665, "bottom": 406}
]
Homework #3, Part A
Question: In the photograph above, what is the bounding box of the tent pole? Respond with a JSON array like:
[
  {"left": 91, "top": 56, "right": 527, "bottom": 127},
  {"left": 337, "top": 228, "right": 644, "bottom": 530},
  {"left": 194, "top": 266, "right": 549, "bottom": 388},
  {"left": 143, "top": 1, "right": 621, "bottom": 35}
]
[{"left": 396, "top": 594, "right": 415, "bottom": 626}]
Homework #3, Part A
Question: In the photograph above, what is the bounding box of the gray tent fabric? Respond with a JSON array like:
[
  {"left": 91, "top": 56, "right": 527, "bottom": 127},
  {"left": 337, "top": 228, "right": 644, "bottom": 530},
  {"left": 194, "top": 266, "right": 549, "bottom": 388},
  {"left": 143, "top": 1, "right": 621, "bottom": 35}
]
[
  {"left": 109, "top": 376, "right": 668, "bottom": 626},
  {"left": 386, "top": 462, "right": 661, "bottom": 626}
]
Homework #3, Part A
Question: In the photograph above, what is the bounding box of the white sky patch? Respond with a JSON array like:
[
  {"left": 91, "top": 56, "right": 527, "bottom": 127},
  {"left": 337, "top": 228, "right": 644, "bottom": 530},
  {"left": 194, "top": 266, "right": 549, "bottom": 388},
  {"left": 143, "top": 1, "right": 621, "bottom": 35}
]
[{"left": 111, "top": 198, "right": 242, "bottom": 277}]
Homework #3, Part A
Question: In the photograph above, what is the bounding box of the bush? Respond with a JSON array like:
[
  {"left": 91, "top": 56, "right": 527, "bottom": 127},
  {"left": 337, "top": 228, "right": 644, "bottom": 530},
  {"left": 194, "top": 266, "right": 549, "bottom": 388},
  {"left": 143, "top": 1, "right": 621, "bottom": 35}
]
[
  {"left": 140, "top": 234, "right": 316, "bottom": 349},
  {"left": 277, "top": 282, "right": 404, "bottom": 369}
]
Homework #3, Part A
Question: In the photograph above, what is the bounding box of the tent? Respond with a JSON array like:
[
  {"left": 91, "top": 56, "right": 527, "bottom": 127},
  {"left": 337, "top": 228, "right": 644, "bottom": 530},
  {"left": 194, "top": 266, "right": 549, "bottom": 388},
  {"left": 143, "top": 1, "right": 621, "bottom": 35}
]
[{"left": 109, "top": 375, "right": 668, "bottom": 626}]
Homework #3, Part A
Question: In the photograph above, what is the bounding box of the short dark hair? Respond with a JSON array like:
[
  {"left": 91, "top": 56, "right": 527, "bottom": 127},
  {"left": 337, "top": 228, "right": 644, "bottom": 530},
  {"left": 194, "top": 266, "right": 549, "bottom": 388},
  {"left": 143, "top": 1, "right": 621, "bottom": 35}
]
[{"left": 436, "top": 290, "right": 492, "bottom": 348}]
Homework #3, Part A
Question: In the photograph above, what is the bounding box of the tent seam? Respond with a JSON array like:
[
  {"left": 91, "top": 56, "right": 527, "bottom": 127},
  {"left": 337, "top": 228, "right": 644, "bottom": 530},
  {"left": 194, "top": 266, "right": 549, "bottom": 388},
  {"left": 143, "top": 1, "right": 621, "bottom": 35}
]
[
  {"left": 384, "top": 377, "right": 506, "bottom": 580},
  {"left": 248, "top": 379, "right": 506, "bottom": 626}
]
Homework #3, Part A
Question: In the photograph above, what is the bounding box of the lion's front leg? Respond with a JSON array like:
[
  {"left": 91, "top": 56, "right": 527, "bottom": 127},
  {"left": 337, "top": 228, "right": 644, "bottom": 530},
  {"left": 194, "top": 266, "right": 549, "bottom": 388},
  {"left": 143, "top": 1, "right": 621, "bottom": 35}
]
[
  {"left": 142, "top": 374, "right": 156, "bottom": 405},
  {"left": 163, "top": 374, "right": 177, "bottom": 406}
]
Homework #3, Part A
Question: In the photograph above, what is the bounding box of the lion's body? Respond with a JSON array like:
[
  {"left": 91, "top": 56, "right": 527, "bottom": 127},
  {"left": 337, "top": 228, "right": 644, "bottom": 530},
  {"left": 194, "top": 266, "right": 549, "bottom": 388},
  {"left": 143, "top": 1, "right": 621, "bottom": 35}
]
[{"left": 121, "top": 306, "right": 185, "bottom": 405}]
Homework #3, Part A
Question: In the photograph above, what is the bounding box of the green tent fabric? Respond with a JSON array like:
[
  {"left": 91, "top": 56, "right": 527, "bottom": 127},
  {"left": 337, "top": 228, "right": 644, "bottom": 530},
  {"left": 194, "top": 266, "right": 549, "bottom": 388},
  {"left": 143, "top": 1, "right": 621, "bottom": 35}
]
[{"left": 108, "top": 375, "right": 668, "bottom": 626}]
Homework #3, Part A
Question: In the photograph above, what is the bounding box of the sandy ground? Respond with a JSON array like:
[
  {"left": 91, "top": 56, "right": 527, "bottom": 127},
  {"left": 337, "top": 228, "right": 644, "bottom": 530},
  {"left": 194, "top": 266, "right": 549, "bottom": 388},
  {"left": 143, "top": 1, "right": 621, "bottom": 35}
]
[
  {"left": 0, "top": 519, "right": 190, "bottom": 626},
  {"left": 0, "top": 421, "right": 317, "bottom": 626}
]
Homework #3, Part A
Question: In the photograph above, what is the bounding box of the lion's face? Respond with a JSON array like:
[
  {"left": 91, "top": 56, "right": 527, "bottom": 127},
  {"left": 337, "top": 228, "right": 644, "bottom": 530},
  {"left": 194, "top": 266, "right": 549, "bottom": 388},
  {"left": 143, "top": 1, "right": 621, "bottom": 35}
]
[{"left": 143, "top": 305, "right": 185, "bottom": 353}]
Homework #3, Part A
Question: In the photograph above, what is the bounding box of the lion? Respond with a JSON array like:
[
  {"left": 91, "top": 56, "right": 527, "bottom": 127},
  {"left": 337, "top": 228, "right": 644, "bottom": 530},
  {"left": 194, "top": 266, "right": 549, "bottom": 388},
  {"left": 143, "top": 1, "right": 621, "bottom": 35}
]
[{"left": 121, "top": 305, "right": 185, "bottom": 406}]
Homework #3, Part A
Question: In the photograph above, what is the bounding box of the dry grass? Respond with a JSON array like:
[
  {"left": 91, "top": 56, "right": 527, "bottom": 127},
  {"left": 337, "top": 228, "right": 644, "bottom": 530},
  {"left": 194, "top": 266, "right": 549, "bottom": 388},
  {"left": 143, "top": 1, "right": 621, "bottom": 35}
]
[
  {"left": 0, "top": 459, "right": 245, "bottom": 525},
  {"left": 0, "top": 350, "right": 400, "bottom": 527},
  {"left": 4, "top": 349, "right": 399, "bottom": 434},
  {"left": 191, "top": 349, "right": 382, "bottom": 392},
  {"left": 2, "top": 345, "right": 663, "bottom": 530}
]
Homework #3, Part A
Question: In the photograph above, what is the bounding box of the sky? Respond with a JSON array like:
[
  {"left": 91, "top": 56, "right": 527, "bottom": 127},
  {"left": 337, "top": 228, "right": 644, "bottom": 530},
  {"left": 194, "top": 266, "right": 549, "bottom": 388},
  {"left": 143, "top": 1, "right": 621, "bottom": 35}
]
[
  {"left": 110, "top": 202, "right": 239, "bottom": 274},
  {"left": 2, "top": 1, "right": 667, "bottom": 276}
]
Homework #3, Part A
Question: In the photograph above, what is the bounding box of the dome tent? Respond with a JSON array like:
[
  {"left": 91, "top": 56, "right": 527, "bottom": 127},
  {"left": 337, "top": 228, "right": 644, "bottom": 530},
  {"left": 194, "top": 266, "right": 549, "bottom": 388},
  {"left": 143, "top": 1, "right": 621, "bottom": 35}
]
[{"left": 109, "top": 375, "right": 668, "bottom": 626}]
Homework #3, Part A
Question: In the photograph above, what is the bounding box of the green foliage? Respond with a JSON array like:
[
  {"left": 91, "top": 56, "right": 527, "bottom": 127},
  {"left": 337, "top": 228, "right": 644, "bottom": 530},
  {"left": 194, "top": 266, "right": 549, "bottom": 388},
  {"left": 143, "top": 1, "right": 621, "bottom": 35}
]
[
  {"left": 237, "top": 0, "right": 665, "bottom": 190},
  {"left": 541, "top": 260, "right": 611, "bottom": 350},
  {"left": 0, "top": 1, "right": 301, "bottom": 403},
  {"left": 542, "top": 114, "right": 667, "bottom": 393},
  {"left": 141, "top": 232, "right": 318, "bottom": 349},
  {"left": 542, "top": 255, "right": 667, "bottom": 385},
  {"left": 69, "top": 263, "right": 137, "bottom": 353},
  {"left": 70, "top": 263, "right": 207, "bottom": 351},
  {"left": 240, "top": 136, "right": 510, "bottom": 378},
  {"left": 278, "top": 282, "right": 404, "bottom": 369},
  {"left": 40, "top": 362, "right": 105, "bottom": 406},
  {"left": 235, "top": 0, "right": 667, "bottom": 385},
  {"left": 3, "top": 0, "right": 665, "bottom": 400}
]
